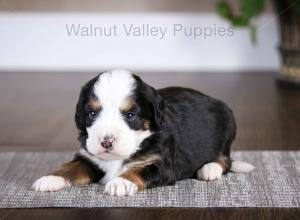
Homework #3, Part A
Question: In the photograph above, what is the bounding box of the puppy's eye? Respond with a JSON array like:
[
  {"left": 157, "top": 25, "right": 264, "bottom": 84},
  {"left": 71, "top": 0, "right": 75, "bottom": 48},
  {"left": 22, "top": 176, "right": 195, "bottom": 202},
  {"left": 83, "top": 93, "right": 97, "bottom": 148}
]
[
  {"left": 88, "top": 111, "right": 96, "bottom": 119},
  {"left": 124, "top": 112, "right": 135, "bottom": 120}
]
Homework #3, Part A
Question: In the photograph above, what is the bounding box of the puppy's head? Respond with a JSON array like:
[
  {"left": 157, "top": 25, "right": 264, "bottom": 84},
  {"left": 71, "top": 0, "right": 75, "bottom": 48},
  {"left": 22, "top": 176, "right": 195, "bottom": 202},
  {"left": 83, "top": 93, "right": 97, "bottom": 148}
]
[{"left": 75, "top": 70, "right": 163, "bottom": 160}]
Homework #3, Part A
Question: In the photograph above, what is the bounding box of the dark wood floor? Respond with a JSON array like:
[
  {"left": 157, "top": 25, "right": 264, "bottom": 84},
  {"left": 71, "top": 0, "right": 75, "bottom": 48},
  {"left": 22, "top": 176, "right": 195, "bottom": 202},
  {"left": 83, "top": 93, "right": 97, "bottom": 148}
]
[{"left": 0, "top": 72, "right": 299, "bottom": 219}]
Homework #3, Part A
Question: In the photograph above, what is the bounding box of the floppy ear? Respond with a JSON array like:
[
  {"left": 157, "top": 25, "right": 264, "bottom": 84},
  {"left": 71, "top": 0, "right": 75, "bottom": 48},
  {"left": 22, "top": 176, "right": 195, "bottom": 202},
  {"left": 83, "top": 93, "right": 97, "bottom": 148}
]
[
  {"left": 74, "top": 87, "right": 89, "bottom": 147},
  {"left": 135, "top": 78, "right": 165, "bottom": 130},
  {"left": 74, "top": 74, "right": 100, "bottom": 145},
  {"left": 148, "top": 87, "right": 165, "bottom": 130},
  {"left": 74, "top": 92, "right": 86, "bottom": 131}
]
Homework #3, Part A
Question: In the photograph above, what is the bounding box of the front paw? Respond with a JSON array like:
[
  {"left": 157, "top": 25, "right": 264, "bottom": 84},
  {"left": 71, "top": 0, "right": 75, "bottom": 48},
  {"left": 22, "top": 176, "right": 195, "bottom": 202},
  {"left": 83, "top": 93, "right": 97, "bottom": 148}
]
[
  {"left": 104, "top": 177, "right": 138, "bottom": 196},
  {"left": 197, "top": 162, "right": 223, "bottom": 181},
  {"left": 32, "top": 175, "right": 71, "bottom": 192}
]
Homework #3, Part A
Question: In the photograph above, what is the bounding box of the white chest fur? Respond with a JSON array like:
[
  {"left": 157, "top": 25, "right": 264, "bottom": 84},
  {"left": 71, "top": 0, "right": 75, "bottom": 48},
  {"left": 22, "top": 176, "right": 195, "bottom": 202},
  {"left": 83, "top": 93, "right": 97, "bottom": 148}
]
[{"left": 78, "top": 149, "right": 124, "bottom": 184}]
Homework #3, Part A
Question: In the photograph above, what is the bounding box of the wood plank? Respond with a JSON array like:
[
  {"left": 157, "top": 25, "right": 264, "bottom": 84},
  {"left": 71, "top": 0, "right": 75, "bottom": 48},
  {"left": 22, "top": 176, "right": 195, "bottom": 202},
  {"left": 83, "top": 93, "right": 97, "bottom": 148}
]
[
  {"left": 0, "top": 72, "right": 299, "bottom": 151},
  {"left": 0, "top": 208, "right": 299, "bottom": 220}
]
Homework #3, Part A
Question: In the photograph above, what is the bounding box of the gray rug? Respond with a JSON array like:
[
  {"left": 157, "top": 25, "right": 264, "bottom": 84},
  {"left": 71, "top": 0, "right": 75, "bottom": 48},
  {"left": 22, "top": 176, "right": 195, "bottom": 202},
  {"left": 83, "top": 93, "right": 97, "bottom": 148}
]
[{"left": 0, "top": 151, "right": 299, "bottom": 208}]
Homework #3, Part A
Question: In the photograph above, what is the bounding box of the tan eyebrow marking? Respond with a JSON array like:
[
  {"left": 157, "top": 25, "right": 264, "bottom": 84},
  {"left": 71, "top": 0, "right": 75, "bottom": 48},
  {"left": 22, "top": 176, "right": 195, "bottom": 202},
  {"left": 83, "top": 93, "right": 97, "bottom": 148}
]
[
  {"left": 120, "top": 97, "right": 135, "bottom": 112},
  {"left": 88, "top": 97, "right": 101, "bottom": 111}
]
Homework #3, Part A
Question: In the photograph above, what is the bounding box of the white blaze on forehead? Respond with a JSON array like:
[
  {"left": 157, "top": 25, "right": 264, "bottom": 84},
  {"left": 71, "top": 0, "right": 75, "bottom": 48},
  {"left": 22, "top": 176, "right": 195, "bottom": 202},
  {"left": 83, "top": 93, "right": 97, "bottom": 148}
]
[{"left": 93, "top": 70, "right": 135, "bottom": 107}]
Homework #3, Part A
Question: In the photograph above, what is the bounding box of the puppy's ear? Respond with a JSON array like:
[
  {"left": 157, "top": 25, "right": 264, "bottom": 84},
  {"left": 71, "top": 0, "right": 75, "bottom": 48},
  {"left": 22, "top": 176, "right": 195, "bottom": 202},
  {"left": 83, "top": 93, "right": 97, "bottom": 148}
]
[
  {"left": 74, "top": 74, "right": 100, "bottom": 133},
  {"left": 134, "top": 75, "right": 165, "bottom": 130},
  {"left": 74, "top": 91, "right": 86, "bottom": 131},
  {"left": 147, "top": 87, "right": 165, "bottom": 130}
]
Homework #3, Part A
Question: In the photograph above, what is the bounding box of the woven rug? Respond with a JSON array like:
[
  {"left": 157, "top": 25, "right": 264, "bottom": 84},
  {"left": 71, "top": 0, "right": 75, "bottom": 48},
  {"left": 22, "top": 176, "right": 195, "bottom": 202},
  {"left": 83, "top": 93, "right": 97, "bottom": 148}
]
[{"left": 0, "top": 151, "right": 299, "bottom": 208}]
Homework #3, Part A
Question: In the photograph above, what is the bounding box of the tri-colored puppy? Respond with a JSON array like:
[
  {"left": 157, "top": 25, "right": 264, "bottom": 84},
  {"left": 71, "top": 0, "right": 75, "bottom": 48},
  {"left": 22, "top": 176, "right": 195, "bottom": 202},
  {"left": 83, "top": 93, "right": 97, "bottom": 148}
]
[{"left": 32, "top": 70, "right": 254, "bottom": 196}]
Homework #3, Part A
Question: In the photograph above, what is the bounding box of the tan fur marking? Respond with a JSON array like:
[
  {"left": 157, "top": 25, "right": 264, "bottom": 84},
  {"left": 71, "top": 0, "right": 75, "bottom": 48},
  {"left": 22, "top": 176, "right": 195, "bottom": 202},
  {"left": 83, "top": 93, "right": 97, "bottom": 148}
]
[
  {"left": 88, "top": 97, "right": 101, "bottom": 111},
  {"left": 143, "top": 120, "right": 150, "bottom": 130},
  {"left": 120, "top": 169, "right": 146, "bottom": 191},
  {"left": 126, "top": 154, "right": 161, "bottom": 170},
  {"left": 217, "top": 155, "right": 229, "bottom": 172},
  {"left": 120, "top": 98, "right": 135, "bottom": 112},
  {"left": 120, "top": 154, "right": 161, "bottom": 191},
  {"left": 51, "top": 161, "right": 92, "bottom": 186}
]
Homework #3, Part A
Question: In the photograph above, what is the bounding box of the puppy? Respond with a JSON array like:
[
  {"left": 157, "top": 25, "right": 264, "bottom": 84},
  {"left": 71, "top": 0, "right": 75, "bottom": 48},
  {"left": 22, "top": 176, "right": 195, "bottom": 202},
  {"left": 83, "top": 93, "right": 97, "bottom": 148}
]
[{"left": 32, "top": 69, "right": 254, "bottom": 196}]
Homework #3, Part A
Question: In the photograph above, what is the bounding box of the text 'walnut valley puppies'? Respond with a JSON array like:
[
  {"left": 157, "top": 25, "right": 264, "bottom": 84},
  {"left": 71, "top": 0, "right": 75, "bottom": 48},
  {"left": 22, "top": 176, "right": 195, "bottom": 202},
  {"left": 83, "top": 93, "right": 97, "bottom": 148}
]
[{"left": 32, "top": 69, "right": 254, "bottom": 196}]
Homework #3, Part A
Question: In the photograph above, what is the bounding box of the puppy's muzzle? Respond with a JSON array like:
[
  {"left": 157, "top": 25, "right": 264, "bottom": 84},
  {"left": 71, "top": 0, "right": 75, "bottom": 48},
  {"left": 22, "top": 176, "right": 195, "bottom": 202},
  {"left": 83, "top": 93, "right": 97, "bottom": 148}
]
[{"left": 100, "top": 135, "right": 114, "bottom": 150}]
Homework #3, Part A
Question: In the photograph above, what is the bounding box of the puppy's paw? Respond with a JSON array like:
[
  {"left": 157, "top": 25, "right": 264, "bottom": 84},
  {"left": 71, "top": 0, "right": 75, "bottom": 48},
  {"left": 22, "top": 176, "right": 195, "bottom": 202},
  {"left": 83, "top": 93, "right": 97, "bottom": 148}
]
[
  {"left": 32, "top": 175, "right": 71, "bottom": 192},
  {"left": 197, "top": 162, "right": 223, "bottom": 181},
  {"left": 104, "top": 177, "right": 138, "bottom": 196}
]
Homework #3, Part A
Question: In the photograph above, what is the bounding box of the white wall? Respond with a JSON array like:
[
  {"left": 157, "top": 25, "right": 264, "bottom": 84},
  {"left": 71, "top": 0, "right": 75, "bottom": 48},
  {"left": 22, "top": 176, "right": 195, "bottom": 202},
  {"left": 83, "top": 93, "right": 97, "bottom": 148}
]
[{"left": 0, "top": 12, "right": 280, "bottom": 72}]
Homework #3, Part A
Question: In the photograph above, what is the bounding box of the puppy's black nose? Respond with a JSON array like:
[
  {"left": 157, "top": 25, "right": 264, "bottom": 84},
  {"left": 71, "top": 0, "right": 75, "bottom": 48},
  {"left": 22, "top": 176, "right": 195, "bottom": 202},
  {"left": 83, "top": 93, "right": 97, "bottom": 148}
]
[{"left": 101, "top": 135, "right": 114, "bottom": 149}]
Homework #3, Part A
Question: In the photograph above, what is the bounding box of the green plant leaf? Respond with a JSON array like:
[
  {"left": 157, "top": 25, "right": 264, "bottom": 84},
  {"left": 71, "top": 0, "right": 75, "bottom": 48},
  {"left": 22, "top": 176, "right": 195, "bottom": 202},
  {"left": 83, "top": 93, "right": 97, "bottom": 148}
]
[
  {"left": 231, "top": 16, "right": 250, "bottom": 26},
  {"left": 217, "top": 1, "right": 233, "bottom": 19},
  {"left": 240, "top": 0, "right": 266, "bottom": 19},
  {"left": 250, "top": 24, "right": 257, "bottom": 45},
  {"left": 216, "top": 0, "right": 266, "bottom": 44}
]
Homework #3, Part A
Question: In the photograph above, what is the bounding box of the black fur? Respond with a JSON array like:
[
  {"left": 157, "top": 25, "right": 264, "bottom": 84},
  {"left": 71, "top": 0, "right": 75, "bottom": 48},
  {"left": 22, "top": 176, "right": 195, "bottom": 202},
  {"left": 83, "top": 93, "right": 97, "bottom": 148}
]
[
  {"left": 74, "top": 75, "right": 100, "bottom": 147},
  {"left": 75, "top": 73, "right": 236, "bottom": 188}
]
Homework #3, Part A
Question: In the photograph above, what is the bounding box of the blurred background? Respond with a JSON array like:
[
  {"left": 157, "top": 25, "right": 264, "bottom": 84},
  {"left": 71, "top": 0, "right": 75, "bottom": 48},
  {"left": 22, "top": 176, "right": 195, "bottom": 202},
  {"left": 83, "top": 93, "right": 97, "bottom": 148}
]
[
  {"left": 0, "top": 0, "right": 299, "bottom": 152},
  {"left": 0, "top": 0, "right": 279, "bottom": 72}
]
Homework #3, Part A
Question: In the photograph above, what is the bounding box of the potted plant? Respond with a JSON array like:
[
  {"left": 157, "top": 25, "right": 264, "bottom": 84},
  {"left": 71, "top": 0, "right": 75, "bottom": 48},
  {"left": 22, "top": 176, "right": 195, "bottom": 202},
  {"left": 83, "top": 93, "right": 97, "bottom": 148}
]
[{"left": 217, "top": 0, "right": 300, "bottom": 86}]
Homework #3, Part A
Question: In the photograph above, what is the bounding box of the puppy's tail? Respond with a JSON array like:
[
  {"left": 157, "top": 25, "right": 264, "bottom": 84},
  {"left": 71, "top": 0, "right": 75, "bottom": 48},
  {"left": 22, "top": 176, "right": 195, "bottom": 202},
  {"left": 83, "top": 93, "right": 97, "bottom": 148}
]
[{"left": 230, "top": 161, "right": 254, "bottom": 173}]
